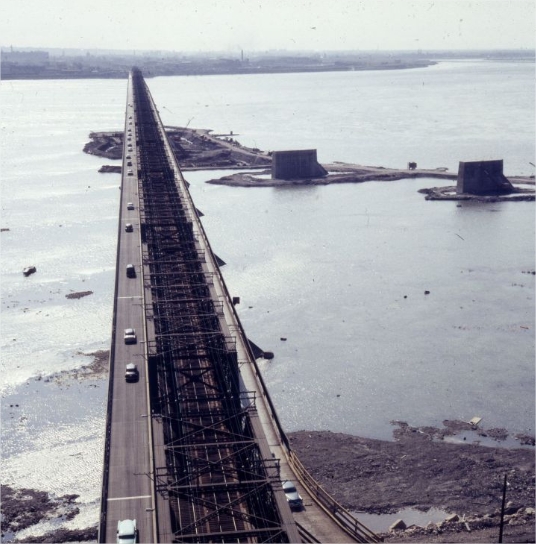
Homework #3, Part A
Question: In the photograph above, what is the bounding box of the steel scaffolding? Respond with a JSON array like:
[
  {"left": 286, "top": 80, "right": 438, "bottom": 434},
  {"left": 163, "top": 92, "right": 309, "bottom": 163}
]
[{"left": 131, "top": 68, "right": 292, "bottom": 543}]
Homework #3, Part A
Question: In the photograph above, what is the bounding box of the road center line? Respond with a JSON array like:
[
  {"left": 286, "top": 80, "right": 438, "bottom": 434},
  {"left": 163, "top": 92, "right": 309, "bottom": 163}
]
[{"left": 107, "top": 495, "right": 151, "bottom": 501}]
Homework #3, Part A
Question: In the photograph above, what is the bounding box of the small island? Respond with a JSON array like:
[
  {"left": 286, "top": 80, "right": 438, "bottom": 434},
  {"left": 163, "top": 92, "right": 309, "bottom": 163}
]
[{"left": 84, "top": 128, "right": 535, "bottom": 201}]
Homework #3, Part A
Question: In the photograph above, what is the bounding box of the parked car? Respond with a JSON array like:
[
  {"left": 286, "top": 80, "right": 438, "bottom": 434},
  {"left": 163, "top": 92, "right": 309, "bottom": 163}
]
[
  {"left": 125, "top": 363, "right": 139, "bottom": 382},
  {"left": 117, "top": 519, "right": 137, "bottom": 543},
  {"left": 124, "top": 328, "right": 137, "bottom": 344},
  {"left": 282, "top": 480, "right": 303, "bottom": 510}
]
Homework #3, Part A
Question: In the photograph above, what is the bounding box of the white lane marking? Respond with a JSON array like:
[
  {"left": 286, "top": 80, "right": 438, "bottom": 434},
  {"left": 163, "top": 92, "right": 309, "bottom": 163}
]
[
  {"left": 118, "top": 296, "right": 143, "bottom": 299},
  {"left": 107, "top": 495, "right": 151, "bottom": 501}
]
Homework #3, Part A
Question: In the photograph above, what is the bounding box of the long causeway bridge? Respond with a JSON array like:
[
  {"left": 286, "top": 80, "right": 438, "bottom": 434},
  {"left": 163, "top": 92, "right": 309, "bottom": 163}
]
[{"left": 99, "top": 68, "right": 380, "bottom": 543}]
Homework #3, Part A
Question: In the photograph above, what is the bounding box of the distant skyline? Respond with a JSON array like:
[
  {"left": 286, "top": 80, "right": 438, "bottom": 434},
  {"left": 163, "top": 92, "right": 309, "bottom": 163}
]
[{"left": 1, "top": 0, "right": 534, "bottom": 54}]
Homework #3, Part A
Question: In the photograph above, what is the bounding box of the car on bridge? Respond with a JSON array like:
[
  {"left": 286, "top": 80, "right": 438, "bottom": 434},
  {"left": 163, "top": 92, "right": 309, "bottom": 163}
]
[
  {"left": 126, "top": 264, "right": 136, "bottom": 278},
  {"left": 124, "top": 328, "right": 137, "bottom": 344},
  {"left": 125, "top": 363, "right": 139, "bottom": 382},
  {"left": 116, "top": 519, "right": 137, "bottom": 543},
  {"left": 282, "top": 480, "right": 303, "bottom": 510},
  {"left": 125, "top": 223, "right": 133, "bottom": 232},
  {"left": 127, "top": 202, "right": 134, "bottom": 210}
]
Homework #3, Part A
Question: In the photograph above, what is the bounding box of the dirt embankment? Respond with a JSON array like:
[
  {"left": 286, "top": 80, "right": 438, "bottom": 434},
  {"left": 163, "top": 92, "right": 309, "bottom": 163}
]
[{"left": 289, "top": 425, "right": 535, "bottom": 543}]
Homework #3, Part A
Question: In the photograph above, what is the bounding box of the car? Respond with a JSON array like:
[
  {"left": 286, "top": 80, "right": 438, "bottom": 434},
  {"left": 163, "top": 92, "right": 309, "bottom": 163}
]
[
  {"left": 127, "top": 202, "right": 134, "bottom": 210},
  {"left": 124, "top": 328, "right": 137, "bottom": 344},
  {"left": 126, "top": 155, "right": 131, "bottom": 160},
  {"left": 126, "top": 264, "right": 136, "bottom": 278},
  {"left": 127, "top": 161, "right": 132, "bottom": 167},
  {"left": 282, "top": 480, "right": 303, "bottom": 510},
  {"left": 127, "top": 169, "right": 133, "bottom": 176},
  {"left": 117, "top": 519, "right": 137, "bottom": 543},
  {"left": 125, "top": 363, "right": 139, "bottom": 382},
  {"left": 125, "top": 223, "right": 133, "bottom": 232}
]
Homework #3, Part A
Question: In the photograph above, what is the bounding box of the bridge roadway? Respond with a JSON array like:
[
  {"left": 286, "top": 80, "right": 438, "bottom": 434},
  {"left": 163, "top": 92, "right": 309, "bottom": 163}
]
[{"left": 99, "top": 69, "right": 380, "bottom": 543}]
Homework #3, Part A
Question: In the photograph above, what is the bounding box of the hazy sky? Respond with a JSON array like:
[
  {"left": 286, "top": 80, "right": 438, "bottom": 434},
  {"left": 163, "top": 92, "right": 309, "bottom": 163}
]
[{"left": 1, "top": 0, "right": 534, "bottom": 53}]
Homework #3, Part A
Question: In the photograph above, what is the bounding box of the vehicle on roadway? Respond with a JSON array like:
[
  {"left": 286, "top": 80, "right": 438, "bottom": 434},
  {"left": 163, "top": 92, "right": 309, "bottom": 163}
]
[
  {"left": 127, "top": 169, "right": 133, "bottom": 176},
  {"left": 124, "top": 328, "right": 137, "bottom": 344},
  {"left": 116, "top": 519, "right": 137, "bottom": 543},
  {"left": 282, "top": 480, "right": 303, "bottom": 510},
  {"left": 125, "top": 223, "right": 133, "bottom": 232},
  {"left": 127, "top": 202, "right": 134, "bottom": 210},
  {"left": 126, "top": 264, "right": 136, "bottom": 278},
  {"left": 125, "top": 363, "right": 139, "bottom": 382}
]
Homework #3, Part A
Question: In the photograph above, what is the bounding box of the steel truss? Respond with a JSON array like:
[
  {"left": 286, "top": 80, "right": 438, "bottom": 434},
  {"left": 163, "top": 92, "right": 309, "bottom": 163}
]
[{"left": 131, "top": 68, "right": 291, "bottom": 543}]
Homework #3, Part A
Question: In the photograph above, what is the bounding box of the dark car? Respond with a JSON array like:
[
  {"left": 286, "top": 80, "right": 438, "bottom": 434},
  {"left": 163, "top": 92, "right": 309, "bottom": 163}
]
[{"left": 125, "top": 363, "right": 139, "bottom": 382}]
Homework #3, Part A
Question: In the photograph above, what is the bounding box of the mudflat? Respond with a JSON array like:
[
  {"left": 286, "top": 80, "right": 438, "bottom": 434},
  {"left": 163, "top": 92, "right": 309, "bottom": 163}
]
[{"left": 289, "top": 427, "right": 535, "bottom": 542}]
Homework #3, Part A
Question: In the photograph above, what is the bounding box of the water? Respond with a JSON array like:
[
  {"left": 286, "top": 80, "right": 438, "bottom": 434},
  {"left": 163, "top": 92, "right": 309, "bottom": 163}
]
[
  {"left": 1, "top": 61, "right": 534, "bottom": 536},
  {"left": 355, "top": 507, "right": 451, "bottom": 533}
]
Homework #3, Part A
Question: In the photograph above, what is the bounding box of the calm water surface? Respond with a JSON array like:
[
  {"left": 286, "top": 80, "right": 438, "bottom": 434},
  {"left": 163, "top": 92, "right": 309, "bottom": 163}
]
[{"left": 0, "top": 61, "right": 534, "bottom": 535}]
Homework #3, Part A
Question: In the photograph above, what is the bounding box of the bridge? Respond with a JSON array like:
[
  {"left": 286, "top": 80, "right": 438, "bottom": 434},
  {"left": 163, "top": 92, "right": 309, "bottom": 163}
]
[{"left": 98, "top": 68, "right": 380, "bottom": 543}]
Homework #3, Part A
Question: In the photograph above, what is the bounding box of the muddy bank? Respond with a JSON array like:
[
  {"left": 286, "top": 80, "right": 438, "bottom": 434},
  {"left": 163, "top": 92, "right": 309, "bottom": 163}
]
[
  {"left": 206, "top": 164, "right": 535, "bottom": 201},
  {"left": 0, "top": 485, "right": 97, "bottom": 543},
  {"left": 289, "top": 426, "right": 534, "bottom": 542},
  {"left": 206, "top": 163, "right": 458, "bottom": 187},
  {"left": 65, "top": 290, "right": 93, "bottom": 300},
  {"left": 419, "top": 184, "right": 535, "bottom": 202},
  {"left": 33, "top": 350, "right": 109, "bottom": 386}
]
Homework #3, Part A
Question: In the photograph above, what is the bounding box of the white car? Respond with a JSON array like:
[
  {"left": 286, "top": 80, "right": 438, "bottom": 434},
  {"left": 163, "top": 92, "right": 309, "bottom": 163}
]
[
  {"left": 124, "top": 328, "right": 137, "bottom": 344},
  {"left": 282, "top": 480, "right": 303, "bottom": 510},
  {"left": 127, "top": 202, "right": 134, "bottom": 210},
  {"left": 117, "top": 519, "right": 137, "bottom": 543}
]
